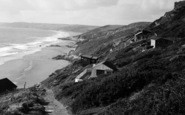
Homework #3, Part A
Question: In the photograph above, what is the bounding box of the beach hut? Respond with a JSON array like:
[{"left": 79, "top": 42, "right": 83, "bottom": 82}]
[
  {"left": 80, "top": 55, "right": 99, "bottom": 64},
  {"left": 134, "top": 30, "right": 154, "bottom": 42},
  {"left": 75, "top": 69, "right": 92, "bottom": 82},
  {"left": 0, "top": 78, "right": 17, "bottom": 94},
  {"left": 89, "top": 61, "right": 117, "bottom": 78},
  {"left": 151, "top": 37, "right": 173, "bottom": 49},
  {"left": 75, "top": 61, "right": 117, "bottom": 82}
]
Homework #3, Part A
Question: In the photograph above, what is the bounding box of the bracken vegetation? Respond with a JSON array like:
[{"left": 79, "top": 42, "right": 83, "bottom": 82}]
[{"left": 41, "top": 1, "right": 185, "bottom": 115}]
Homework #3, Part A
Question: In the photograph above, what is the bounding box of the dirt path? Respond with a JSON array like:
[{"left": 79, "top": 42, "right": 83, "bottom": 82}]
[{"left": 44, "top": 88, "right": 70, "bottom": 115}]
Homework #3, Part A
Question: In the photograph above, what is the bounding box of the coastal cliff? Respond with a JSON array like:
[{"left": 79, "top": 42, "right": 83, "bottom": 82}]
[
  {"left": 148, "top": 0, "right": 185, "bottom": 38},
  {"left": 1, "top": 1, "right": 185, "bottom": 115},
  {"left": 42, "top": 1, "right": 185, "bottom": 114},
  {"left": 0, "top": 22, "right": 98, "bottom": 33}
]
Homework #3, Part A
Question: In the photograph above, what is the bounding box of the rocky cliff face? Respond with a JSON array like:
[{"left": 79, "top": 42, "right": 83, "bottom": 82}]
[
  {"left": 148, "top": 0, "right": 185, "bottom": 38},
  {"left": 42, "top": 1, "right": 185, "bottom": 115},
  {"left": 175, "top": 0, "right": 185, "bottom": 10}
]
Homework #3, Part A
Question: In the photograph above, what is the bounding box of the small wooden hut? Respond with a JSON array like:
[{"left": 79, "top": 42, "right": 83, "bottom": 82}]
[{"left": 0, "top": 78, "right": 17, "bottom": 94}]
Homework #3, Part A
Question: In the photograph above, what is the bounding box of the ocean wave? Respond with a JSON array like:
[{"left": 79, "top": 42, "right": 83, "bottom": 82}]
[
  {"left": 0, "top": 52, "right": 18, "bottom": 57},
  {"left": 0, "top": 31, "right": 70, "bottom": 65},
  {"left": 0, "top": 46, "right": 13, "bottom": 52}
]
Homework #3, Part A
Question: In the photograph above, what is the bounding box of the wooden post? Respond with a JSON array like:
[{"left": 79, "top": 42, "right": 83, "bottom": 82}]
[
  {"left": 24, "top": 82, "right": 27, "bottom": 89},
  {"left": 11, "top": 93, "right": 14, "bottom": 101}
]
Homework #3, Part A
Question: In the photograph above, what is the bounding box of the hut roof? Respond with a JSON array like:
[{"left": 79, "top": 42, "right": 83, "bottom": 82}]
[
  {"left": 142, "top": 29, "right": 153, "bottom": 34},
  {"left": 80, "top": 55, "right": 98, "bottom": 60},
  {"left": 0, "top": 78, "right": 17, "bottom": 93},
  {"left": 103, "top": 61, "right": 117, "bottom": 71},
  {"left": 94, "top": 61, "right": 117, "bottom": 71},
  {"left": 151, "top": 36, "right": 173, "bottom": 42},
  {"left": 135, "top": 29, "right": 153, "bottom": 36},
  {"left": 75, "top": 69, "right": 92, "bottom": 80},
  {"left": 150, "top": 36, "right": 161, "bottom": 40}
]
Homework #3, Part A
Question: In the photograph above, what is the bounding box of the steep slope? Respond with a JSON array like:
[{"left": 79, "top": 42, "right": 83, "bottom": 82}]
[
  {"left": 75, "top": 22, "right": 150, "bottom": 57},
  {"left": 42, "top": 1, "right": 185, "bottom": 115},
  {"left": 148, "top": 0, "right": 185, "bottom": 38}
]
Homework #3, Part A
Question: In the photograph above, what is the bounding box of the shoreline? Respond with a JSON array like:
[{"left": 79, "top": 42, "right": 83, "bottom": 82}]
[
  {"left": 0, "top": 31, "right": 78, "bottom": 88},
  {"left": 0, "top": 30, "right": 70, "bottom": 66}
]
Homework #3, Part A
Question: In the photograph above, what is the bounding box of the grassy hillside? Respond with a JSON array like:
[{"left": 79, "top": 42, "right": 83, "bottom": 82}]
[
  {"left": 0, "top": 87, "right": 47, "bottom": 115},
  {"left": 147, "top": 1, "right": 185, "bottom": 38},
  {"left": 42, "top": 1, "right": 185, "bottom": 115},
  {"left": 75, "top": 22, "right": 150, "bottom": 57},
  {"left": 43, "top": 40, "right": 185, "bottom": 114}
]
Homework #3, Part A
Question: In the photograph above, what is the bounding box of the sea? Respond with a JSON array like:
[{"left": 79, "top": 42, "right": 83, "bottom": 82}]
[
  {"left": 0, "top": 26, "right": 73, "bottom": 87},
  {"left": 0, "top": 26, "right": 70, "bottom": 65}
]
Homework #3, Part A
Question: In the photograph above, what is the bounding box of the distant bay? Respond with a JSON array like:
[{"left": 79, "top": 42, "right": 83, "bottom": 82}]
[
  {"left": 0, "top": 26, "right": 73, "bottom": 87},
  {"left": 0, "top": 26, "right": 69, "bottom": 65}
]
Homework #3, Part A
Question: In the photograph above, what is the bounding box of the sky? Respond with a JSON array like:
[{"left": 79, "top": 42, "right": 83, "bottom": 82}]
[{"left": 0, "top": 0, "right": 182, "bottom": 26}]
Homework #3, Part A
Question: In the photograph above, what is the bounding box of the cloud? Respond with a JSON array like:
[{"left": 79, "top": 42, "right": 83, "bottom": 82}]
[
  {"left": 24, "top": 0, "right": 119, "bottom": 10},
  {"left": 73, "top": 0, "right": 119, "bottom": 9},
  {"left": 115, "top": 0, "right": 182, "bottom": 23},
  {"left": 0, "top": 0, "right": 182, "bottom": 25},
  {"left": 0, "top": 0, "right": 31, "bottom": 13}
]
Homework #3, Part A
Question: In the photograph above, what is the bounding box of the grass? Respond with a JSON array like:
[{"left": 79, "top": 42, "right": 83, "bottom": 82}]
[
  {"left": 41, "top": 5, "right": 185, "bottom": 114},
  {"left": 45, "top": 41, "right": 185, "bottom": 114},
  {"left": 0, "top": 86, "right": 48, "bottom": 115}
]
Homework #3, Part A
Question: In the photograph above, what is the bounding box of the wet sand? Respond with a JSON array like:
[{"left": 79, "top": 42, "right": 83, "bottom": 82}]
[{"left": 0, "top": 39, "right": 76, "bottom": 88}]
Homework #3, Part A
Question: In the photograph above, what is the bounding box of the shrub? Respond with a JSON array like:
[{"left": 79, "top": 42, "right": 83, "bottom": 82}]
[
  {"left": 101, "top": 75, "right": 185, "bottom": 115},
  {"left": 70, "top": 65, "right": 167, "bottom": 113},
  {"left": 133, "top": 49, "right": 161, "bottom": 62},
  {"left": 115, "top": 57, "right": 132, "bottom": 68},
  {"left": 56, "top": 81, "right": 96, "bottom": 100}
]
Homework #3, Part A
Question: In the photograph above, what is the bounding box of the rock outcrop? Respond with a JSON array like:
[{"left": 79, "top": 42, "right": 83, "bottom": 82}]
[
  {"left": 174, "top": 0, "right": 185, "bottom": 10},
  {"left": 148, "top": 0, "right": 185, "bottom": 38}
]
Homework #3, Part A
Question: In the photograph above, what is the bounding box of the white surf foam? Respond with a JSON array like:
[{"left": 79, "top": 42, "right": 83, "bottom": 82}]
[{"left": 0, "top": 31, "right": 70, "bottom": 65}]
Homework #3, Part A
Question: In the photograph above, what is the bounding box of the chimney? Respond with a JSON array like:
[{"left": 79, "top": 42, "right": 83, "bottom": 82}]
[{"left": 93, "top": 64, "right": 96, "bottom": 67}]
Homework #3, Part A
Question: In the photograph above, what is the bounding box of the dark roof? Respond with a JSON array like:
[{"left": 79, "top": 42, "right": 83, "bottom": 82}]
[
  {"left": 103, "top": 61, "right": 117, "bottom": 71},
  {"left": 136, "top": 29, "right": 153, "bottom": 35},
  {"left": 151, "top": 36, "right": 173, "bottom": 42},
  {"left": 142, "top": 29, "right": 153, "bottom": 34},
  {"left": 0, "top": 78, "right": 17, "bottom": 93},
  {"left": 81, "top": 55, "right": 98, "bottom": 60},
  {"left": 150, "top": 36, "right": 160, "bottom": 40}
]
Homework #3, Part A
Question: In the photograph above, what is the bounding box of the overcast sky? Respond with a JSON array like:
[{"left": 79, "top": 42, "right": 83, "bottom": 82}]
[{"left": 0, "top": 0, "right": 182, "bottom": 25}]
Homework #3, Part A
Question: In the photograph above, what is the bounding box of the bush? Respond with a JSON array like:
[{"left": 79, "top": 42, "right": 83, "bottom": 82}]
[
  {"left": 100, "top": 75, "right": 185, "bottom": 115},
  {"left": 133, "top": 49, "right": 161, "bottom": 62},
  {"left": 70, "top": 65, "right": 168, "bottom": 113},
  {"left": 115, "top": 58, "right": 132, "bottom": 68},
  {"left": 50, "top": 32, "right": 185, "bottom": 114},
  {"left": 56, "top": 81, "right": 96, "bottom": 100}
]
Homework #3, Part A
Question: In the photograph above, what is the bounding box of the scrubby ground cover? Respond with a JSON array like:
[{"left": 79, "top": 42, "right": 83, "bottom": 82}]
[{"left": 0, "top": 86, "right": 48, "bottom": 115}]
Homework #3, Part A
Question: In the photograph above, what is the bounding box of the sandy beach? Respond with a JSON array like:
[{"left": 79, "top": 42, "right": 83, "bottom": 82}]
[{"left": 0, "top": 34, "right": 77, "bottom": 88}]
